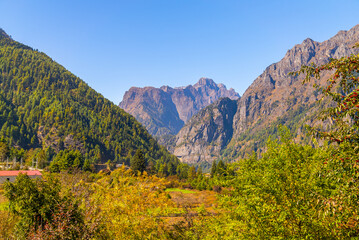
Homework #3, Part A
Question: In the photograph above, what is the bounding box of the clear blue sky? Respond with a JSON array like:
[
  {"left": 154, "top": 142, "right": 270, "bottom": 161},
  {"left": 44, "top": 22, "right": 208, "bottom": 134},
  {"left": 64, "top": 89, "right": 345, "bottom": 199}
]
[{"left": 0, "top": 0, "right": 358, "bottom": 104}]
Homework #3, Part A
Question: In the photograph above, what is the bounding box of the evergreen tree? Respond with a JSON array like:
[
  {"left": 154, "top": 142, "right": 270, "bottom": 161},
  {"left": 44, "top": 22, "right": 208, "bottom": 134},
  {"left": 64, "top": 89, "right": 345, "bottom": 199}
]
[
  {"left": 130, "top": 149, "right": 146, "bottom": 174},
  {"left": 210, "top": 161, "right": 217, "bottom": 178},
  {"left": 0, "top": 31, "right": 182, "bottom": 174},
  {"left": 216, "top": 160, "right": 226, "bottom": 177},
  {"left": 82, "top": 158, "right": 91, "bottom": 172},
  {"left": 188, "top": 166, "right": 196, "bottom": 180},
  {"left": 167, "top": 162, "right": 176, "bottom": 175}
]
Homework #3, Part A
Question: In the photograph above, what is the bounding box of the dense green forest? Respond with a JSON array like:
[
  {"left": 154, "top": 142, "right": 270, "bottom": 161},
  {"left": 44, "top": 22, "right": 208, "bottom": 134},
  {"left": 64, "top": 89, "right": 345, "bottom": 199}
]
[
  {"left": 0, "top": 30, "right": 358, "bottom": 239},
  {"left": 0, "top": 29, "right": 181, "bottom": 174}
]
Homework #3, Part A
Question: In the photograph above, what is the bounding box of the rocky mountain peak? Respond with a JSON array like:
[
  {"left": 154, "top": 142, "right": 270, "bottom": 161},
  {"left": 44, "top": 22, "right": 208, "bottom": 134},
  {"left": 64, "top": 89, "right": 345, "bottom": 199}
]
[
  {"left": 302, "top": 37, "right": 315, "bottom": 45},
  {"left": 169, "top": 24, "right": 359, "bottom": 166},
  {"left": 119, "top": 78, "right": 240, "bottom": 136},
  {"left": 232, "top": 23, "right": 359, "bottom": 145},
  {"left": 328, "top": 24, "right": 359, "bottom": 44},
  {"left": 194, "top": 78, "right": 216, "bottom": 88},
  {"left": 160, "top": 85, "right": 173, "bottom": 92}
]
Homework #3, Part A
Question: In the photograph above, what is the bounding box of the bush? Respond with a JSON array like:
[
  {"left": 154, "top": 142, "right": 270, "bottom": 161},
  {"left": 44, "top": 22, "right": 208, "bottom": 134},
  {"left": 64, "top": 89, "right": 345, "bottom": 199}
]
[{"left": 212, "top": 185, "right": 222, "bottom": 193}]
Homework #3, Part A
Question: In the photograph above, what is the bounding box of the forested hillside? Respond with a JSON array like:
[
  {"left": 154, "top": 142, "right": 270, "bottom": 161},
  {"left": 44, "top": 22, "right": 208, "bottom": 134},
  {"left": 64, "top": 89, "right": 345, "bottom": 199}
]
[
  {"left": 1, "top": 26, "right": 359, "bottom": 239},
  {"left": 167, "top": 24, "right": 359, "bottom": 167},
  {"left": 0, "top": 28, "right": 179, "bottom": 172}
]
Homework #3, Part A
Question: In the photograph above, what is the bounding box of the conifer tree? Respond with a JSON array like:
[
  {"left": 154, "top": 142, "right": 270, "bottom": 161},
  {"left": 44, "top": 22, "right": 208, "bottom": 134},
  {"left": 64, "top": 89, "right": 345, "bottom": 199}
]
[
  {"left": 130, "top": 149, "right": 146, "bottom": 174},
  {"left": 216, "top": 160, "right": 226, "bottom": 177},
  {"left": 188, "top": 166, "right": 196, "bottom": 180},
  {"left": 210, "top": 161, "right": 217, "bottom": 178}
]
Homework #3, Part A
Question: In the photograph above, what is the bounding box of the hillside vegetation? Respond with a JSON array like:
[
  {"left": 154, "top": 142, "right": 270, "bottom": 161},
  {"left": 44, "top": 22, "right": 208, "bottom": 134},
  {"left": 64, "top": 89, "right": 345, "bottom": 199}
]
[
  {"left": 0, "top": 29, "right": 179, "bottom": 173},
  {"left": 167, "top": 24, "right": 359, "bottom": 167},
  {"left": 0, "top": 28, "right": 359, "bottom": 239}
]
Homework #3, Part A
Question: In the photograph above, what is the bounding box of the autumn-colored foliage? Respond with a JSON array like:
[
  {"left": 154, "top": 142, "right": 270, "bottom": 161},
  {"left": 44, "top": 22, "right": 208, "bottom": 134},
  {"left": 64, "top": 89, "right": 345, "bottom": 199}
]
[
  {"left": 1, "top": 33, "right": 359, "bottom": 240},
  {"left": 89, "top": 167, "right": 174, "bottom": 239}
]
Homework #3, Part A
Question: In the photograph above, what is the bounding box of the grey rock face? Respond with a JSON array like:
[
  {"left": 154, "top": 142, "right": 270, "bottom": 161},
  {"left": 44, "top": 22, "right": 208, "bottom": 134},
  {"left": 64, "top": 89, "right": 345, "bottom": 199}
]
[
  {"left": 173, "top": 98, "right": 237, "bottom": 164},
  {"left": 119, "top": 78, "right": 240, "bottom": 136},
  {"left": 233, "top": 24, "right": 359, "bottom": 138},
  {"left": 171, "top": 24, "right": 359, "bottom": 165},
  {"left": 119, "top": 87, "right": 184, "bottom": 136}
]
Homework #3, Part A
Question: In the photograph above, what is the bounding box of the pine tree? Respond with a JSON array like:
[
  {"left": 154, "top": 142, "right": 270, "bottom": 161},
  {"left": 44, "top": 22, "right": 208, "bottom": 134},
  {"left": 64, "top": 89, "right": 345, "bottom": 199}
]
[
  {"left": 83, "top": 159, "right": 91, "bottom": 172},
  {"left": 188, "top": 166, "right": 196, "bottom": 180},
  {"left": 216, "top": 160, "right": 226, "bottom": 177},
  {"left": 210, "top": 161, "right": 217, "bottom": 178},
  {"left": 130, "top": 149, "right": 146, "bottom": 174}
]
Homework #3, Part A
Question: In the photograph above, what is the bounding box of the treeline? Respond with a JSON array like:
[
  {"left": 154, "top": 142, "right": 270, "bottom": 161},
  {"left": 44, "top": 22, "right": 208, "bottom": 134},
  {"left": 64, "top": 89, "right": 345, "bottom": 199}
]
[
  {"left": 183, "top": 49, "right": 359, "bottom": 238},
  {"left": 1, "top": 31, "right": 359, "bottom": 239},
  {"left": 3, "top": 126, "right": 357, "bottom": 239},
  {"left": 0, "top": 31, "right": 180, "bottom": 174}
]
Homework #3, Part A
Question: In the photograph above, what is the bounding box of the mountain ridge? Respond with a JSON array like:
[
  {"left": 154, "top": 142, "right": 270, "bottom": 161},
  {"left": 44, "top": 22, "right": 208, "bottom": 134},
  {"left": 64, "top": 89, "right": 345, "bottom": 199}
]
[
  {"left": 119, "top": 77, "right": 240, "bottom": 136},
  {"left": 0, "top": 28, "right": 180, "bottom": 172},
  {"left": 169, "top": 24, "right": 359, "bottom": 166},
  {"left": 0, "top": 28, "right": 9, "bottom": 39}
]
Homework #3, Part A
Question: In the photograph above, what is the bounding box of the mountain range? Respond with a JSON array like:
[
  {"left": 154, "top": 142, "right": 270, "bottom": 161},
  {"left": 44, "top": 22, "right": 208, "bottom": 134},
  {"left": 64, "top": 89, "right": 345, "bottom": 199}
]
[
  {"left": 120, "top": 24, "right": 359, "bottom": 168},
  {"left": 119, "top": 78, "right": 239, "bottom": 136},
  {"left": 2, "top": 24, "right": 359, "bottom": 171},
  {"left": 174, "top": 24, "right": 359, "bottom": 166}
]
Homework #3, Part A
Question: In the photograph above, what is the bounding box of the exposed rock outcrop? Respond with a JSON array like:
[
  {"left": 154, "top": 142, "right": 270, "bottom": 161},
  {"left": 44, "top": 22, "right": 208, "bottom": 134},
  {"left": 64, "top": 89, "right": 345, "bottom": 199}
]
[
  {"left": 119, "top": 78, "right": 240, "bottom": 136},
  {"left": 171, "top": 24, "right": 359, "bottom": 165},
  {"left": 173, "top": 98, "right": 237, "bottom": 164},
  {"left": 233, "top": 24, "right": 359, "bottom": 137}
]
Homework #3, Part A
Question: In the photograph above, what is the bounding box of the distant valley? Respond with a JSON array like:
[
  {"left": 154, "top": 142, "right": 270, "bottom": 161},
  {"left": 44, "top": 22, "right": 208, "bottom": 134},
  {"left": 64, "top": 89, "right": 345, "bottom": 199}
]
[
  {"left": 2, "top": 23, "right": 359, "bottom": 170},
  {"left": 1, "top": 23, "right": 359, "bottom": 240},
  {"left": 120, "top": 24, "right": 359, "bottom": 168}
]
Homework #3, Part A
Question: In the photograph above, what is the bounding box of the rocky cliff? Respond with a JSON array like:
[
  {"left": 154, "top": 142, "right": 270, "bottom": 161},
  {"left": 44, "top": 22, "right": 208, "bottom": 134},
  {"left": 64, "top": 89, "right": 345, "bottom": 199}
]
[
  {"left": 173, "top": 98, "right": 237, "bottom": 164},
  {"left": 171, "top": 24, "right": 359, "bottom": 165},
  {"left": 119, "top": 78, "right": 240, "bottom": 136},
  {"left": 233, "top": 26, "right": 359, "bottom": 137}
]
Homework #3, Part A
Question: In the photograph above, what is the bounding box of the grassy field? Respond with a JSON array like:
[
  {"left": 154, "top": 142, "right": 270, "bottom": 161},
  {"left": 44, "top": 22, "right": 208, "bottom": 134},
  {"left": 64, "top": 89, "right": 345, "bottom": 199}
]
[
  {"left": 163, "top": 187, "right": 220, "bottom": 228},
  {"left": 0, "top": 188, "right": 9, "bottom": 211},
  {"left": 165, "top": 188, "right": 196, "bottom": 194}
]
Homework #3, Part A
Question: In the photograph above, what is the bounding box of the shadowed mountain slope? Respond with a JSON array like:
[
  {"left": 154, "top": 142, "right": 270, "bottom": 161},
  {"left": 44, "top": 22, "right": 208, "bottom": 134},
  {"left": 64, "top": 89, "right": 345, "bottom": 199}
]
[
  {"left": 169, "top": 24, "right": 359, "bottom": 167},
  {"left": 119, "top": 78, "right": 239, "bottom": 136}
]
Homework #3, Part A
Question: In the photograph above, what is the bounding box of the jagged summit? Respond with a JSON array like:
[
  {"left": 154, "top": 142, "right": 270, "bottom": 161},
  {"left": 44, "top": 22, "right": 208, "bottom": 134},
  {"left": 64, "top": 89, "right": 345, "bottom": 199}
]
[
  {"left": 232, "top": 24, "right": 359, "bottom": 138},
  {"left": 169, "top": 24, "right": 359, "bottom": 165},
  {"left": 119, "top": 78, "right": 240, "bottom": 136},
  {"left": 173, "top": 78, "right": 218, "bottom": 90},
  {"left": 195, "top": 77, "right": 216, "bottom": 87},
  {"left": 328, "top": 24, "right": 359, "bottom": 43},
  {"left": 302, "top": 38, "right": 316, "bottom": 45}
]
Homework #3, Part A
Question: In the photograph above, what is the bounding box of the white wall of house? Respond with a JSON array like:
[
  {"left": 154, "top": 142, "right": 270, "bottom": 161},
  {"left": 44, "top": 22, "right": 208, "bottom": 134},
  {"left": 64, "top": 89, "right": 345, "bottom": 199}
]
[{"left": 0, "top": 174, "right": 42, "bottom": 184}]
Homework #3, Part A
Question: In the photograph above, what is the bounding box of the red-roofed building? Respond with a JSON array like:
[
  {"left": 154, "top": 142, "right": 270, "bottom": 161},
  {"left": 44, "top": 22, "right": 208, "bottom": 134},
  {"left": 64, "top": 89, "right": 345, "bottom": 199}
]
[{"left": 0, "top": 170, "right": 42, "bottom": 183}]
